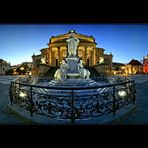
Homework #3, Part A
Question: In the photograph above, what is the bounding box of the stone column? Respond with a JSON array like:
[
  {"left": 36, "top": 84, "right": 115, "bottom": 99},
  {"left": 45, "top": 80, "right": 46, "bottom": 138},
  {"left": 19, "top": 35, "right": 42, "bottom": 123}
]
[
  {"left": 84, "top": 46, "right": 87, "bottom": 65},
  {"left": 76, "top": 47, "right": 78, "bottom": 57},
  {"left": 49, "top": 48, "right": 52, "bottom": 66},
  {"left": 66, "top": 46, "right": 68, "bottom": 57},
  {"left": 91, "top": 50, "right": 93, "bottom": 66},
  {"left": 57, "top": 47, "right": 60, "bottom": 66},
  {"left": 93, "top": 48, "right": 96, "bottom": 66}
]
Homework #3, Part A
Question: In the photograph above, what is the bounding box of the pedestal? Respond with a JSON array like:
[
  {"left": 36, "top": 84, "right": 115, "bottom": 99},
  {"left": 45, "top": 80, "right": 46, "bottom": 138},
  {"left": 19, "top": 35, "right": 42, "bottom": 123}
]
[{"left": 65, "top": 57, "right": 80, "bottom": 77}]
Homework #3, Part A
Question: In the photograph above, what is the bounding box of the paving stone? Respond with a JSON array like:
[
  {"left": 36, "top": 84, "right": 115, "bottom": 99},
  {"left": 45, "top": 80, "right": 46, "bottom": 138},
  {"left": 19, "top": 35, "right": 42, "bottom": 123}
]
[
  {"left": 121, "top": 75, "right": 148, "bottom": 124},
  {"left": 0, "top": 76, "right": 23, "bottom": 124}
]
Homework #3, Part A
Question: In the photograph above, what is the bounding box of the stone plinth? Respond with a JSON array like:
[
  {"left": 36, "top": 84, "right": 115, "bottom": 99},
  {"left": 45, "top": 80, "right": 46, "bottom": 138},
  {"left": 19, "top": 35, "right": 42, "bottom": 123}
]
[{"left": 65, "top": 57, "right": 79, "bottom": 77}]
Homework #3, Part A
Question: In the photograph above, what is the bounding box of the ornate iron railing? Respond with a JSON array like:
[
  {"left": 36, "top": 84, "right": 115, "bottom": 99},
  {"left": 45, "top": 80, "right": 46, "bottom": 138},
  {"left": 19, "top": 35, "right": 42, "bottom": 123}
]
[{"left": 9, "top": 79, "right": 136, "bottom": 123}]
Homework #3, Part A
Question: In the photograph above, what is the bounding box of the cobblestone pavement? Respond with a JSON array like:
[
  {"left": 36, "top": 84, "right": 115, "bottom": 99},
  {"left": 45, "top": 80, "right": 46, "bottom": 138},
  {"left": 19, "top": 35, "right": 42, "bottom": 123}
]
[
  {"left": 121, "top": 75, "right": 148, "bottom": 124},
  {"left": 0, "top": 77, "right": 23, "bottom": 124}
]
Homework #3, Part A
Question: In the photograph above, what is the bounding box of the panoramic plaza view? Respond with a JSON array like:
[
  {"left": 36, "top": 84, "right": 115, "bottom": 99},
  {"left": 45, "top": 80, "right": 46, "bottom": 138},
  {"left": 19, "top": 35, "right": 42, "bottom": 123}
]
[{"left": 0, "top": 24, "right": 148, "bottom": 124}]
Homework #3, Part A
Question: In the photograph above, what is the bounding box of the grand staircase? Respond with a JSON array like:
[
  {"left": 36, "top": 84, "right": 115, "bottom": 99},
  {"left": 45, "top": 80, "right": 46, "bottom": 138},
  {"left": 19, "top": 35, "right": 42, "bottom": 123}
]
[
  {"left": 45, "top": 66, "right": 59, "bottom": 77},
  {"left": 84, "top": 66, "right": 100, "bottom": 79}
]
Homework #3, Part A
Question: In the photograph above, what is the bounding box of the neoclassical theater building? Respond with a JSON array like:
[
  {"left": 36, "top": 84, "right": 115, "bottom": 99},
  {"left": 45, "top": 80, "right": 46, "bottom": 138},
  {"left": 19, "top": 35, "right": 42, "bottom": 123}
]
[{"left": 32, "top": 30, "right": 113, "bottom": 76}]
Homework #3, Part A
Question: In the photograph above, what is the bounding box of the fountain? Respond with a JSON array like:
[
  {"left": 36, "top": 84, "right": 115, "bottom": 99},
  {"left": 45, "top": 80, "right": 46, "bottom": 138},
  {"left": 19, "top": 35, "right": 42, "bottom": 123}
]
[
  {"left": 9, "top": 32, "right": 136, "bottom": 124},
  {"left": 48, "top": 33, "right": 106, "bottom": 87}
]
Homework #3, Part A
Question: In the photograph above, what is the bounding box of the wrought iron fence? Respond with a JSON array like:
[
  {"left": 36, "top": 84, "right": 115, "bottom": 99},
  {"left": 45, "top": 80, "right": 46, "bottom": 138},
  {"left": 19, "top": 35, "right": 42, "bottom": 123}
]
[{"left": 9, "top": 79, "right": 136, "bottom": 123}]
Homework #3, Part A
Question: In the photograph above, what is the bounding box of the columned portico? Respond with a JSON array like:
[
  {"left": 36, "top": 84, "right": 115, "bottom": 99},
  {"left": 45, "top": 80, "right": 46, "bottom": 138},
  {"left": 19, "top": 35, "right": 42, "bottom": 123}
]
[
  {"left": 93, "top": 48, "right": 96, "bottom": 66},
  {"left": 32, "top": 30, "right": 113, "bottom": 76},
  {"left": 84, "top": 46, "right": 87, "bottom": 65},
  {"left": 57, "top": 47, "right": 60, "bottom": 67}
]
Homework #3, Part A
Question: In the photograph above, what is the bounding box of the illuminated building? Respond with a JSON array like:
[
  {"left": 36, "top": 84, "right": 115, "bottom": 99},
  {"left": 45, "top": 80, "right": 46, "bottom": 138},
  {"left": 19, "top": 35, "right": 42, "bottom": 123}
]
[
  {"left": 32, "top": 30, "right": 113, "bottom": 76},
  {"left": 143, "top": 54, "right": 148, "bottom": 73},
  {"left": 125, "top": 59, "right": 143, "bottom": 75},
  {"left": 0, "top": 59, "right": 10, "bottom": 74}
]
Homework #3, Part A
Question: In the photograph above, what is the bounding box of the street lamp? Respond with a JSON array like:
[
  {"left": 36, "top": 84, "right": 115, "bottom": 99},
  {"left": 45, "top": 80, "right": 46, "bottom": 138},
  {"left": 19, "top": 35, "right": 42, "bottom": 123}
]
[
  {"left": 19, "top": 90, "right": 27, "bottom": 98},
  {"left": 118, "top": 90, "right": 127, "bottom": 98}
]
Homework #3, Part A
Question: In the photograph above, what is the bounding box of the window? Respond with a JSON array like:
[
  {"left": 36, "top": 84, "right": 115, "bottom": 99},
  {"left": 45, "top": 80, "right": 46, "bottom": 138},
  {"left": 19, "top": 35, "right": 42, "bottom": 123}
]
[{"left": 99, "top": 57, "right": 104, "bottom": 64}]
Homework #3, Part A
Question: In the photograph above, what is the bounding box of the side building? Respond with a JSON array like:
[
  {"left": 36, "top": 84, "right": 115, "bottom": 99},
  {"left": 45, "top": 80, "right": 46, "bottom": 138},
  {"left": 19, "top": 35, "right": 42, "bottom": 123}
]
[
  {"left": 0, "top": 59, "right": 10, "bottom": 75},
  {"left": 143, "top": 54, "right": 148, "bottom": 73},
  {"left": 125, "top": 59, "right": 143, "bottom": 74},
  {"left": 32, "top": 30, "right": 113, "bottom": 76},
  {"left": 112, "top": 62, "right": 125, "bottom": 75}
]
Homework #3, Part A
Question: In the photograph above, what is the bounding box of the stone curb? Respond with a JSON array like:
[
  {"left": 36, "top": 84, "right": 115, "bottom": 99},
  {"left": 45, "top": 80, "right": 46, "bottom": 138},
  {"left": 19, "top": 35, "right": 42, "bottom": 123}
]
[
  {"left": 7, "top": 104, "right": 36, "bottom": 124},
  {"left": 110, "top": 104, "right": 137, "bottom": 124}
]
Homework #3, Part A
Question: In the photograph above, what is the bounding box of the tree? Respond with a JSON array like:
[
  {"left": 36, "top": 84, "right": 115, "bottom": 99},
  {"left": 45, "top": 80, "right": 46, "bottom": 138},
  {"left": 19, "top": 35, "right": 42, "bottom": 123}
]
[{"left": 5, "top": 69, "right": 13, "bottom": 75}]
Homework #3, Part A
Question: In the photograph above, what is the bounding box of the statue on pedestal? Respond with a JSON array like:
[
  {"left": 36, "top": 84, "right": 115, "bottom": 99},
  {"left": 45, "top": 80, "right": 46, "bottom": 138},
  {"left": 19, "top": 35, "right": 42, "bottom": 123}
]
[
  {"left": 54, "top": 33, "right": 90, "bottom": 81},
  {"left": 66, "top": 33, "right": 79, "bottom": 57}
]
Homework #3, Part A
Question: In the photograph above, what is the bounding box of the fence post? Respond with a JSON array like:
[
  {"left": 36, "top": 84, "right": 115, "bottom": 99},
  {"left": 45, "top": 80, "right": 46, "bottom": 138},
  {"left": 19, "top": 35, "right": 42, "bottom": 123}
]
[
  {"left": 29, "top": 86, "right": 34, "bottom": 116},
  {"left": 132, "top": 81, "right": 136, "bottom": 104},
  {"left": 9, "top": 82, "right": 13, "bottom": 105},
  {"left": 71, "top": 89, "right": 75, "bottom": 124},
  {"left": 113, "top": 85, "right": 116, "bottom": 116}
]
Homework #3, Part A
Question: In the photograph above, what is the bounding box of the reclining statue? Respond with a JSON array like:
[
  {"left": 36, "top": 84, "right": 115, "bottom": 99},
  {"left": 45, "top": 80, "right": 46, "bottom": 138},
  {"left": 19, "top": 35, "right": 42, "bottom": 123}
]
[
  {"left": 54, "top": 59, "right": 69, "bottom": 81},
  {"left": 78, "top": 59, "right": 90, "bottom": 79}
]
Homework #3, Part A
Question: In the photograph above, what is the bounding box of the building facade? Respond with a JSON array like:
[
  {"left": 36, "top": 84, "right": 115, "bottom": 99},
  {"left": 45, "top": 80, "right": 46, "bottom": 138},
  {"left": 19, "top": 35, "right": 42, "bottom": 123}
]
[
  {"left": 125, "top": 59, "right": 143, "bottom": 75},
  {"left": 0, "top": 59, "right": 10, "bottom": 75},
  {"left": 112, "top": 62, "right": 125, "bottom": 75},
  {"left": 10, "top": 65, "right": 19, "bottom": 75},
  {"left": 143, "top": 54, "right": 148, "bottom": 73},
  {"left": 32, "top": 30, "right": 113, "bottom": 76},
  {"left": 94, "top": 53, "right": 113, "bottom": 75}
]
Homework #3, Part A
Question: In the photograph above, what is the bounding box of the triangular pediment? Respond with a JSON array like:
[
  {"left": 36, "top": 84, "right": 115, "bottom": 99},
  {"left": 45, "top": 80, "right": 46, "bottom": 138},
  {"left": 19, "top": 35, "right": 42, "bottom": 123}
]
[{"left": 50, "top": 30, "right": 95, "bottom": 43}]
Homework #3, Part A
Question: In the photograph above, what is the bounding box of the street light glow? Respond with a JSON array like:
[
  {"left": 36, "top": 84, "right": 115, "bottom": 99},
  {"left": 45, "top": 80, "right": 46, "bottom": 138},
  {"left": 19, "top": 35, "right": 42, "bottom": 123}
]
[
  {"left": 118, "top": 90, "right": 126, "bottom": 98},
  {"left": 19, "top": 91, "right": 27, "bottom": 98}
]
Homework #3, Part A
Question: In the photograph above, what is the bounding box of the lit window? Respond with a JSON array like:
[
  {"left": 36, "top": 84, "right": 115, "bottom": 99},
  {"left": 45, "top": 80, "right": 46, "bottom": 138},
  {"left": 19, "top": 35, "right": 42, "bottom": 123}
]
[
  {"left": 41, "top": 58, "right": 46, "bottom": 64},
  {"left": 99, "top": 57, "right": 104, "bottom": 64}
]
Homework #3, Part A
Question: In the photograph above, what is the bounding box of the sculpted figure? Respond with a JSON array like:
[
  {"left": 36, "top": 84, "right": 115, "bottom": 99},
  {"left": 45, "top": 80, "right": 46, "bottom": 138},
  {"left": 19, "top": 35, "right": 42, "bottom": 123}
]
[
  {"left": 78, "top": 59, "right": 90, "bottom": 79},
  {"left": 54, "top": 59, "right": 69, "bottom": 81},
  {"left": 66, "top": 34, "right": 79, "bottom": 57}
]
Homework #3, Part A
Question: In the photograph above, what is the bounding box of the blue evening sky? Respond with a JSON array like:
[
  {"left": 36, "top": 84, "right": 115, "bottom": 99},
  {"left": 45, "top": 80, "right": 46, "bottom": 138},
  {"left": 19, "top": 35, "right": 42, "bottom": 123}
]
[{"left": 0, "top": 24, "right": 148, "bottom": 65}]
